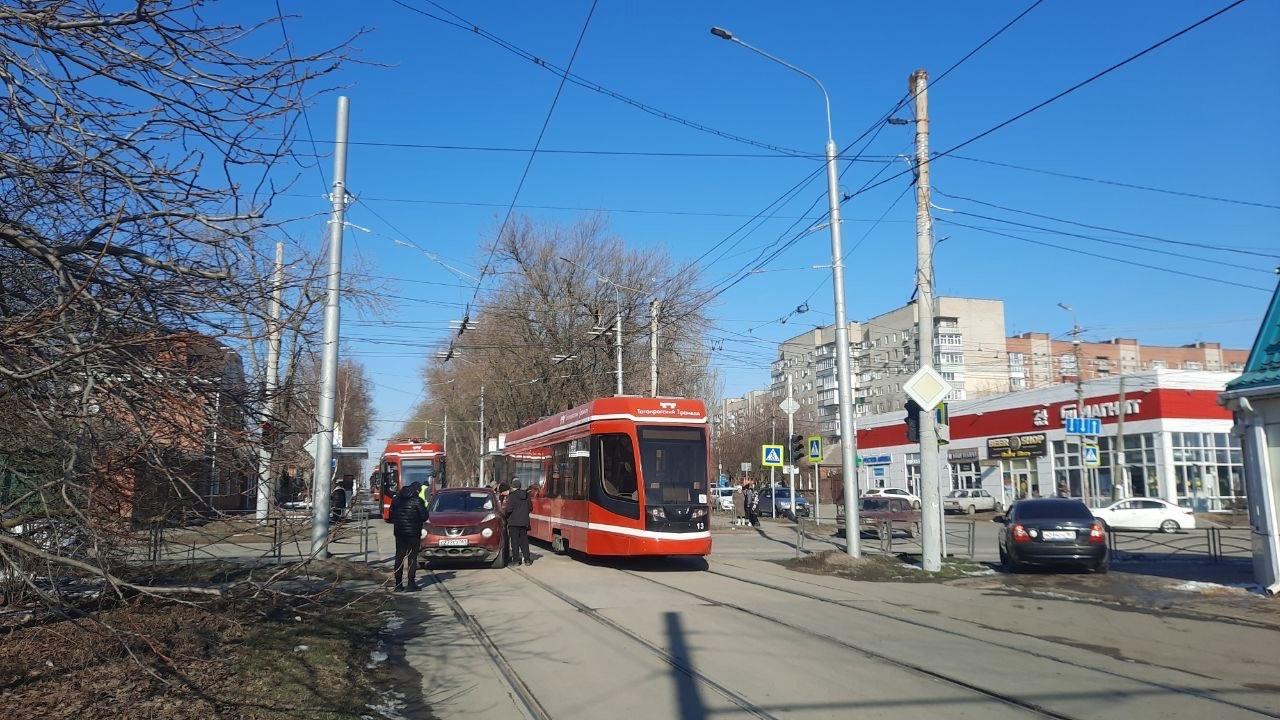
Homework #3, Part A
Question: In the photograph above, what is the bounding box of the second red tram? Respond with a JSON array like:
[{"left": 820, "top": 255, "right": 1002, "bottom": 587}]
[
  {"left": 495, "top": 396, "right": 712, "bottom": 557},
  {"left": 376, "top": 439, "right": 445, "bottom": 522}
]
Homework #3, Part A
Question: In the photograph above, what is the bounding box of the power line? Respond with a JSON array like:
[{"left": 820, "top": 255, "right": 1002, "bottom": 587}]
[
  {"left": 391, "top": 0, "right": 807, "bottom": 157},
  {"left": 460, "top": 0, "right": 600, "bottom": 345},
  {"left": 274, "top": 0, "right": 327, "bottom": 194},
  {"left": 941, "top": 207, "right": 1273, "bottom": 274},
  {"left": 845, "top": 0, "right": 1254, "bottom": 204},
  {"left": 939, "top": 217, "right": 1271, "bottom": 293},
  {"left": 933, "top": 189, "right": 1280, "bottom": 259},
  {"left": 949, "top": 155, "right": 1280, "bottom": 212},
  {"left": 290, "top": 138, "right": 897, "bottom": 160}
]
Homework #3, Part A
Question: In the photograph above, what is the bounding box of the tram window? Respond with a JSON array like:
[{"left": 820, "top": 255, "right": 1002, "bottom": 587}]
[
  {"left": 598, "top": 434, "right": 638, "bottom": 501},
  {"left": 638, "top": 427, "right": 707, "bottom": 504},
  {"left": 549, "top": 443, "right": 570, "bottom": 498}
]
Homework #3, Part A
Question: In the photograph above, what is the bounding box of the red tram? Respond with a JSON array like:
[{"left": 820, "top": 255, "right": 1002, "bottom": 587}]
[
  {"left": 495, "top": 396, "right": 713, "bottom": 557},
  {"left": 375, "top": 439, "right": 445, "bottom": 522}
]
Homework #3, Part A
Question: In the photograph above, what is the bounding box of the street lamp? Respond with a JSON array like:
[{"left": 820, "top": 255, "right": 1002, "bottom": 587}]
[{"left": 710, "top": 26, "right": 861, "bottom": 557}]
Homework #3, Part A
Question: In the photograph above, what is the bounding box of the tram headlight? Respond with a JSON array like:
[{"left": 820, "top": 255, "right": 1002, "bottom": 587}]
[
  {"left": 647, "top": 507, "right": 667, "bottom": 522},
  {"left": 690, "top": 506, "right": 708, "bottom": 520}
]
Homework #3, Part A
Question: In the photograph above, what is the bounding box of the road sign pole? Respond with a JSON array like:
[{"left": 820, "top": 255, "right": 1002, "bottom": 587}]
[{"left": 785, "top": 376, "right": 800, "bottom": 555}]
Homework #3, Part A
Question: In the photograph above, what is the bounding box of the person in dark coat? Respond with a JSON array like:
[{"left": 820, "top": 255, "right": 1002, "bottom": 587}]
[
  {"left": 389, "top": 481, "right": 428, "bottom": 591},
  {"left": 503, "top": 479, "right": 533, "bottom": 566}
]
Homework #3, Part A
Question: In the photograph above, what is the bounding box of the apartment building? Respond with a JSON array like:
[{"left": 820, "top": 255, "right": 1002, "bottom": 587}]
[
  {"left": 770, "top": 297, "right": 1009, "bottom": 438},
  {"left": 1006, "top": 333, "right": 1248, "bottom": 391},
  {"left": 719, "top": 389, "right": 773, "bottom": 433}
]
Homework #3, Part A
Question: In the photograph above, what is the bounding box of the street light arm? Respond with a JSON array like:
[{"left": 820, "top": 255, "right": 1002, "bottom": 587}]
[{"left": 722, "top": 35, "right": 833, "bottom": 143}]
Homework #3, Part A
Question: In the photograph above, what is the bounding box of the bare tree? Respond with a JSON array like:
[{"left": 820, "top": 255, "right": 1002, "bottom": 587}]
[
  {"left": 0, "top": 1, "right": 356, "bottom": 606},
  {"left": 402, "top": 216, "right": 718, "bottom": 483}
]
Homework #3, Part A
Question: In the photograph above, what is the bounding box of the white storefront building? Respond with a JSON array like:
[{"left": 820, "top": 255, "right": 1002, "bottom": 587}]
[{"left": 843, "top": 370, "right": 1243, "bottom": 512}]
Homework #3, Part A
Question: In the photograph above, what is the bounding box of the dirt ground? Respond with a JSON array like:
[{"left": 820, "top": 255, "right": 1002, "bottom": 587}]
[
  {"left": 785, "top": 550, "right": 990, "bottom": 582},
  {"left": 0, "top": 561, "right": 412, "bottom": 720}
]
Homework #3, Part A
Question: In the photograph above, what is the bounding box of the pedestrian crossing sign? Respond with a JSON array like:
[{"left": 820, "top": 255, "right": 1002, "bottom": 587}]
[
  {"left": 761, "top": 444, "right": 783, "bottom": 467},
  {"left": 1083, "top": 443, "right": 1100, "bottom": 467},
  {"left": 807, "top": 436, "right": 822, "bottom": 462}
]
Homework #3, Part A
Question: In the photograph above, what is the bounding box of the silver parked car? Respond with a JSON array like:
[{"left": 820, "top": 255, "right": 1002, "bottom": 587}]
[{"left": 943, "top": 488, "right": 1000, "bottom": 515}]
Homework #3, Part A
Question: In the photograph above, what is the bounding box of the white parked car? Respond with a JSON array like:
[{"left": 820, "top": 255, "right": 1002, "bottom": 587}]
[
  {"left": 943, "top": 488, "right": 1000, "bottom": 515},
  {"left": 711, "top": 487, "right": 736, "bottom": 512},
  {"left": 863, "top": 488, "right": 921, "bottom": 509},
  {"left": 1093, "top": 498, "right": 1196, "bottom": 533}
]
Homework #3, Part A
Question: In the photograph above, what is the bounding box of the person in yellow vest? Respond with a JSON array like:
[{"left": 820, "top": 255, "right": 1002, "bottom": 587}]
[{"left": 418, "top": 471, "right": 433, "bottom": 506}]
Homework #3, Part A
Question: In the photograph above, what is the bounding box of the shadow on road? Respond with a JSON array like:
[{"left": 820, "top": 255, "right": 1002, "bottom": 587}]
[{"left": 664, "top": 611, "right": 707, "bottom": 720}]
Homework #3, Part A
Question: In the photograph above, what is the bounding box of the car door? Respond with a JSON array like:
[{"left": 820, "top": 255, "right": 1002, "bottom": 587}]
[
  {"left": 1134, "top": 499, "right": 1167, "bottom": 529},
  {"left": 1102, "top": 500, "right": 1138, "bottom": 529}
]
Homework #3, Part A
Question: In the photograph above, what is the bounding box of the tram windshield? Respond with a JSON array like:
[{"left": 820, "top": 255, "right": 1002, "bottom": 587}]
[
  {"left": 637, "top": 427, "right": 707, "bottom": 504},
  {"left": 401, "top": 459, "right": 436, "bottom": 488}
]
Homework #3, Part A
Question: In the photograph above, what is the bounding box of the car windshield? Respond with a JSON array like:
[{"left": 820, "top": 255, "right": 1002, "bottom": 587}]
[
  {"left": 946, "top": 490, "right": 964, "bottom": 498},
  {"left": 638, "top": 427, "right": 707, "bottom": 504},
  {"left": 861, "top": 498, "right": 892, "bottom": 511},
  {"left": 1014, "top": 500, "right": 1093, "bottom": 520},
  {"left": 431, "top": 491, "right": 494, "bottom": 513}
]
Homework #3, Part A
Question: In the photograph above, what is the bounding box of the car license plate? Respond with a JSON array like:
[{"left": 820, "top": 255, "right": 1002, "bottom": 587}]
[
  {"left": 1042, "top": 530, "right": 1075, "bottom": 541},
  {"left": 437, "top": 538, "right": 468, "bottom": 547}
]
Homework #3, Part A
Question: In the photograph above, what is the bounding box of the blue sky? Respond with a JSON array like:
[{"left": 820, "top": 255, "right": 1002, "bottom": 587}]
[{"left": 265, "top": 0, "right": 1280, "bottom": 453}]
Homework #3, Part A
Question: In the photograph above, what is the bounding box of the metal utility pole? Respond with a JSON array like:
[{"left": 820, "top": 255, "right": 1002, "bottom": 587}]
[
  {"left": 910, "top": 70, "right": 943, "bottom": 573},
  {"left": 256, "top": 241, "right": 284, "bottom": 521},
  {"left": 770, "top": 416, "right": 777, "bottom": 517},
  {"left": 707, "top": 25, "right": 859, "bottom": 557},
  {"left": 1113, "top": 374, "right": 1127, "bottom": 500},
  {"left": 478, "top": 385, "right": 486, "bottom": 486},
  {"left": 614, "top": 285, "right": 624, "bottom": 396},
  {"left": 650, "top": 298, "right": 660, "bottom": 397},
  {"left": 311, "top": 96, "right": 350, "bottom": 557}
]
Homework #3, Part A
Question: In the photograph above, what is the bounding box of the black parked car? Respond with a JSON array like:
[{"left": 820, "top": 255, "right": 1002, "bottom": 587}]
[{"left": 995, "top": 498, "right": 1108, "bottom": 573}]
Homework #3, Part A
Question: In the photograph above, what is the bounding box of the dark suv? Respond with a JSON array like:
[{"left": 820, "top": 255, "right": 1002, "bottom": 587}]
[{"left": 996, "top": 498, "right": 1108, "bottom": 573}]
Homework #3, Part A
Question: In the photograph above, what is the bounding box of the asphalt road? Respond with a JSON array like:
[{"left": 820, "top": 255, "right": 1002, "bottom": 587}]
[{"left": 386, "top": 522, "right": 1280, "bottom": 720}]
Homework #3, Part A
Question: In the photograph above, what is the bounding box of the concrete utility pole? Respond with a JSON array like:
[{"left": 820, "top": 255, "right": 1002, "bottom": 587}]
[
  {"left": 311, "top": 96, "right": 350, "bottom": 557},
  {"left": 1113, "top": 374, "right": 1127, "bottom": 500},
  {"left": 478, "top": 385, "right": 486, "bottom": 486},
  {"left": 650, "top": 298, "right": 660, "bottom": 396},
  {"left": 1060, "top": 303, "right": 1087, "bottom": 503},
  {"left": 707, "top": 24, "right": 858, "bottom": 557},
  {"left": 910, "top": 70, "right": 943, "bottom": 573},
  {"left": 256, "top": 241, "right": 284, "bottom": 521}
]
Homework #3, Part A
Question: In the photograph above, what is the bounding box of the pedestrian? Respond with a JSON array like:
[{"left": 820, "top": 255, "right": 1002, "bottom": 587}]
[
  {"left": 744, "top": 481, "right": 760, "bottom": 527},
  {"left": 389, "top": 480, "right": 428, "bottom": 591},
  {"left": 419, "top": 472, "right": 432, "bottom": 505},
  {"left": 504, "top": 478, "right": 533, "bottom": 566},
  {"left": 732, "top": 484, "right": 745, "bottom": 527}
]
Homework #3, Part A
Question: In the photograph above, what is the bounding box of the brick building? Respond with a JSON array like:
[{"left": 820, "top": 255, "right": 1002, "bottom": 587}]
[{"left": 1006, "top": 333, "right": 1248, "bottom": 391}]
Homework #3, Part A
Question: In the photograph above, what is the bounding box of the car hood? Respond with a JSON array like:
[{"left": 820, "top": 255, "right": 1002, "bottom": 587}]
[{"left": 427, "top": 511, "right": 492, "bottom": 526}]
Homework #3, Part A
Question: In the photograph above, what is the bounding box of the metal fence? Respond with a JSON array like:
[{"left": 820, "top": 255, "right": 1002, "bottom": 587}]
[
  {"left": 1106, "top": 527, "right": 1252, "bottom": 563},
  {"left": 867, "top": 519, "right": 976, "bottom": 558}
]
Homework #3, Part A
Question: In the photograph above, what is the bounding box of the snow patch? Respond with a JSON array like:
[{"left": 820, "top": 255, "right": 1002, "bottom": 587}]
[
  {"left": 1171, "top": 580, "right": 1261, "bottom": 595},
  {"left": 366, "top": 690, "right": 408, "bottom": 720},
  {"left": 366, "top": 649, "right": 389, "bottom": 668},
  {"left": 292, "top": 645, "right": 309, "bottom": 652}
]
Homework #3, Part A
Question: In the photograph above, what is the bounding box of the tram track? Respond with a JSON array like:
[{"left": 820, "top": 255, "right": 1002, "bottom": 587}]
[
  {"left": 615, "top": 563, "right": 1280, "bottom": 719},
  {"left": 425, "top": 568, "right": 553, "bottom": 720}
]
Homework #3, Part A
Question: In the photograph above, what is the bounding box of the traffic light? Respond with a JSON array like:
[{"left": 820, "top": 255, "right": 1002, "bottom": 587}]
[
  {"left": 789, "top": 434, "right": 805, "bottom": 465},
  {"left": 904, "top": 399, "right": 922, "bottom": 443}
]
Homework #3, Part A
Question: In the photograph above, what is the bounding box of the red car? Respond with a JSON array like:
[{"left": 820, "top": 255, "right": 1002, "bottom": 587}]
[{"left": 420, "top": 487, "right": 506, "bottom": 569}]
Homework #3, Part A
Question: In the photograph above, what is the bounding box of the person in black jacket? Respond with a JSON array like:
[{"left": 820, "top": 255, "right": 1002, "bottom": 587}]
[
  {"left": 389, "top": 481, "right": 428, "bottom": 591},
  {"left": 503, "top": 479, "right": 533, "bottom": 566}
]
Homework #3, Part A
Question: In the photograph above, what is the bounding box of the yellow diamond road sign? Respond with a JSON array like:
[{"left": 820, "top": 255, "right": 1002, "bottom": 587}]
[{"left": 903, "top": 366, "right": 952, "bottom": 411}]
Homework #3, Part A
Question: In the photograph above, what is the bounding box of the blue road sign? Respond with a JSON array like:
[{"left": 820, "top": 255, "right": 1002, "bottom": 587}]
[
  {"left": 1083, "top": 444, "right": 1100, "bottom": 467},
  {"left": 807, "top": 436, "right": 822, "bottom": 462},
  {"left": 762, "top": 445, "right": 784, "bottom": 467},
  {"left": 1064, "top": 416, "right": 1102, "bottom": 436}
]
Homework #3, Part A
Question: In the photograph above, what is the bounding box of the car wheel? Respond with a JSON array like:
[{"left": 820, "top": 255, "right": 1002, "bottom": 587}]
[
  {"left": 966, "top": 505, "right": 976, "bottom": 516},
  {"left": 1091, "top": 560, "right": 1109, "bottom": 574},
  {"left": 490, "top": 549, "right": 506, "bottom": 569},
  {"left": 1002, "top": 550, "right": 1022, "bottom": 574},
  {"left": 1160, "top": 519, "right": 1180, "bottom": 534}
]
